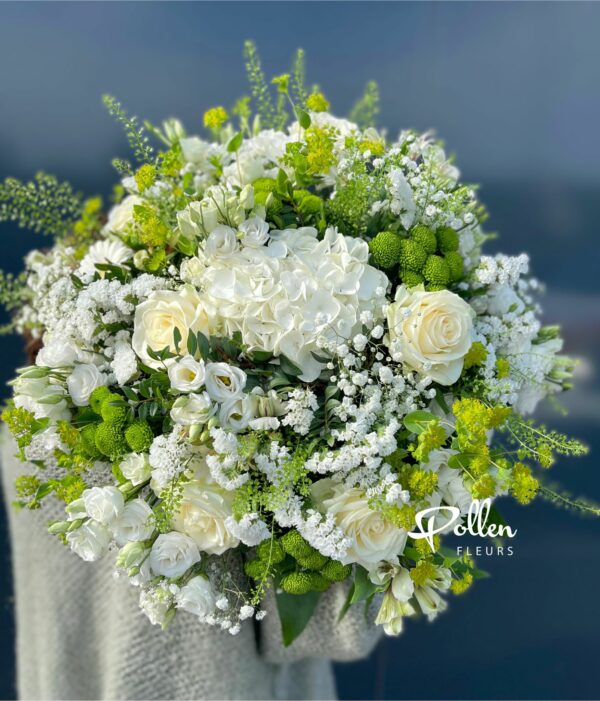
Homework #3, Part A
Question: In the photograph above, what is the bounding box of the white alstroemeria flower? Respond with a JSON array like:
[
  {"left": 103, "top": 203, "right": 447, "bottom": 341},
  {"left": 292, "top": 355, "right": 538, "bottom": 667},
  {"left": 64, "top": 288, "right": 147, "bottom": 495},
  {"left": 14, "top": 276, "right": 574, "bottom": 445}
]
[
  {"left": 149, "top": 532, "right": 201, "bottom": 578},
  {"left": 66, "top": 363, "right": 108, "bottom": 407},
  {"left": 175, "top": 576, "right": 216, "bottom": 619},
  {"left": 82, "top": 486, "right": 125, "bottom": 525},
  {"left": 168, "top": 356, "right": 206, "bottom": 393},
  {"left": 66, "top": 521, "right": 111, "bottom": 562},
  {"left": 112, "top": 499, "right": 155, "bottom": 546},
  {"left": 204, "top": 363, "right": 247, "bottom": 402}
]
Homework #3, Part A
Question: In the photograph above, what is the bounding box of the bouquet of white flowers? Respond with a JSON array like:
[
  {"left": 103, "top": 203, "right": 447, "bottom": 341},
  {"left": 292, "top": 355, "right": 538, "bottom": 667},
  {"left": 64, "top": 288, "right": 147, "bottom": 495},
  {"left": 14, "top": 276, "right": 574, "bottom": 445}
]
[{"left": 1, "top": 43, "right": 594, "bottom": 645}]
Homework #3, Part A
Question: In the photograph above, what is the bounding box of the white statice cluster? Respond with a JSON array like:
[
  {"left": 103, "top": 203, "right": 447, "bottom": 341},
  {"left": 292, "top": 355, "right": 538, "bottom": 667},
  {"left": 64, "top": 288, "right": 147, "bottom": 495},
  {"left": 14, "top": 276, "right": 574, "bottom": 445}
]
[{"left": 4, "top": 66, "right": 578, "bottom": 644}]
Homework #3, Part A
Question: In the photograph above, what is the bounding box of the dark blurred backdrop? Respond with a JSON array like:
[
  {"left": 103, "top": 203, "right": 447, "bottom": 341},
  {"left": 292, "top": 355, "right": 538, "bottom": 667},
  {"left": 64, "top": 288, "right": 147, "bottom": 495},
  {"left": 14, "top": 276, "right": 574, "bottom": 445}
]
[{"left": 1, "top": 3, "right": 599, "bottom": 700}]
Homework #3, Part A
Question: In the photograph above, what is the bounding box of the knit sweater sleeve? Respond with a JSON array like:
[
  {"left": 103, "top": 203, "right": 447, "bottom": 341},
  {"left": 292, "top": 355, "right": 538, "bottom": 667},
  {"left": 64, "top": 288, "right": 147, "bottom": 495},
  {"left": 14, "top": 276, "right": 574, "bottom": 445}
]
[{"left": 258, "top": 580, "right": 383, "bottom": 664}]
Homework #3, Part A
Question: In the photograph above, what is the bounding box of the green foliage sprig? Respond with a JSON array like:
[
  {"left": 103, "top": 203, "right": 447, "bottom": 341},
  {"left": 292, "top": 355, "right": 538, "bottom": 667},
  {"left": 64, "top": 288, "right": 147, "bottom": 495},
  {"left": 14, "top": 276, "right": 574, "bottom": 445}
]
[
  {"left": 0, "top": 172, "right": 82, "bottom": 237},
  {"left": 349, "top": 80, "right": 380, "bottom": 129},
  {"left": 103, "top": 94, "right": 155, "bottom": 164},
  {"left": 243, "top": 41, "right": 277, "bottom": 129}
]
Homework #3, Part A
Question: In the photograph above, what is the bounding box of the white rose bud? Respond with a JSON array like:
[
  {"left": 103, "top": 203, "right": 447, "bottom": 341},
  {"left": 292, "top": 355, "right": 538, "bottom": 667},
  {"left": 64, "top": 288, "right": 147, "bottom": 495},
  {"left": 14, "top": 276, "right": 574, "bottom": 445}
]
[
  {"left": 112, "top": 499, "right": 155, "bottom": 546},
  {"left": 66, "top": 363, "right": 108, "bottom": 407},
  {"left": 82, "top": 486, "right": 124, "bottom": 525},
  {"left": 204, "top": 363, "right": 247, "bottom": 402},
  {"left": 66, "top": 521, "right": 111, "bottom": 562},
  {"left": 149, "top": 532, "right": 201, "bottom": 578},
  {"left": 168, "top": 356, "right": 206, "bottom": 393}
]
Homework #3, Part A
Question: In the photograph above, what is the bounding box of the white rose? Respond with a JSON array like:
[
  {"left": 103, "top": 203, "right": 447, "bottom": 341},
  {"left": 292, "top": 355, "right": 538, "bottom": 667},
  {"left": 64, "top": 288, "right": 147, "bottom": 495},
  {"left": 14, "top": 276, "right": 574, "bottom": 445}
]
[
  {"left": 179, "top": 256, "right": 205, "bottom": 285},
  {"left": 66, "top": 521, "right": 111, "bottom": 562},
  {"left": 204, "top": 225, "right": 238, "bottom": 259},
  {"left": 312, "top": 479, "right": 407, "bottom": 569},
  {"left": 66, "top": 363, "right": 108, "bottom": 407},
  {"left": 172, "top": 468, "right": 239, "bottom": 555},
  {"left": 175, "top": 575, "right": 216, "bottom": 619},
  {"left": 103, "top": 195, "right": 142, "bottom": 234},
  {"left": 168, "top": 356, "right": 206, "bottom": 393},
  {"left": 149, "top": 532, "right": 201, "bottom": 578},
  {"left": 82, "top": 486, "right": 124, "bottom": 525},
  {"left": 239, "top": 217, "right": 269, "bottom": 248},
  {"left": 132, "top": 286, "right": 211, "bottom": 369},
  {"left": 386, "top": 285, "right": 474, "bottom": 385},
  {"left": 170, "top": 391, "right": 214, "bottom": 426},
  {"left": 218, "top": 395, "right": 254, "bottom": 433},
  {"left": 204, "top": 363, "right": 247, "bottom": 402},
  {"left": 112, "top": 499, "right": 155, "bottom": 546},
  {"left": 120, "top": 452, "right": 151, "bottom": 486}
]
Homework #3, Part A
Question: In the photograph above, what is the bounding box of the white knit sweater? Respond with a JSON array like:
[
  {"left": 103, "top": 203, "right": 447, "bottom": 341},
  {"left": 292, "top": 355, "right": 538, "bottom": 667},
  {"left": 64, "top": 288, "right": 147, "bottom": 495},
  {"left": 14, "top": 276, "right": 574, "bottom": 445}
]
[{"left": 1, "top": 434, "right": 382, "bottom": 700}]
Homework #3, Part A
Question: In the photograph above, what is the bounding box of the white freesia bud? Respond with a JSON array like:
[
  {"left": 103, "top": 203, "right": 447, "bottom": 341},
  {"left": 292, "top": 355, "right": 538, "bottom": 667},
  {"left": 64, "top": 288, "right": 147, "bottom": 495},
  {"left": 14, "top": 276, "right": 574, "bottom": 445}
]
[
  {"left": 66, "top": 363, "right": 108, "bottom": 407},
  {"left": 112, "top": 499, "right": 155, "bottom": 546},
  {"left": 82, "top": 486, "right": 124, "bottom": 525},
  {"left": 149, "top": 532, "right": 201, "bottom": 578},
  {"left": 120, "top": 452, "right": 152, "bottom": 486},
  {"left": 175, "top": 576, "right": 216, "bottom": 620},
  {"left": 66, "top": 521, "right": 111, "bottom": 562},
  {"left": 170, "top": 391, "right": 214, "bottom": 426},
  {"left": 204, "top": 363, "right": 247, "bottom": 402},
  {"left": 168, "top": 356, "right": 206, "bottom": 392}
]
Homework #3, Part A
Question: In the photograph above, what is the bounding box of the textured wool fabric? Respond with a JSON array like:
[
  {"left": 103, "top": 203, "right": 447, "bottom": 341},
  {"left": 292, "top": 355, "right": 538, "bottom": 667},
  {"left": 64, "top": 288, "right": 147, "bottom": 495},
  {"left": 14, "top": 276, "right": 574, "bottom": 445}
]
[{"left": 1, "top": 433, "right": 382, "bottom": 700}]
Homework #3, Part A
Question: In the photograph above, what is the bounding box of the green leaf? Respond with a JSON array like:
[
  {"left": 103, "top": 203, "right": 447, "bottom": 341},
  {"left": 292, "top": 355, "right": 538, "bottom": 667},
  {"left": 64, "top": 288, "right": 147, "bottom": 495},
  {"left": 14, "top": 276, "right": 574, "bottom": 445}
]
[
  {"left": 187, "top": 331, "right": 197, "bottom": 357},
  {"left": 173, "top": 327, "right": 182, "bottom": 354},
  {"left": 350, "top": 566, "right": 380, "bottom": 604},
  {"left": 279, "top": 354, "right": 303, "bottom": 377},
  {"left": 227, "top": 131, "right": 244, "bottom": 153},
  {"left": 275, "top": 590, "right": 321, "bottom": 647},
  {"left": 403, "top": 410, "right": 437, "bottom": 435},
  {"left": 295, "top": 107, "right": 311, "bottom": 129},
  {"left": 448, "top": 453, "right": 474, "bottom": 469},
  {"left": 337, "top": 582, "right": 355, "bottom": 623},
  {"left": 196, "top": 332, "right": 210, "bottom": 360}
]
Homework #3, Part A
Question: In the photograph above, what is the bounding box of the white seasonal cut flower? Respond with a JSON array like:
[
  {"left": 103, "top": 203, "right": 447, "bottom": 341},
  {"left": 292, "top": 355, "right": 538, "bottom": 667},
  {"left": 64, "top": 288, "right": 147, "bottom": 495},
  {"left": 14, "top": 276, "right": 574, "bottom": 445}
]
[
  {"left": 120, "top": 452, "right": 151, "bottom": 486},
  {"left": 168, "top": 356, "right": 206, "bottom": 393},
  {"left": 239, "top": 217, "right": 269, "bottom": 247},
  {"left": 387, "top": 285, "right": 474, "bottom": 385},
  {"left": 82, "top": 486, "right": 125, "bottom": 525},
  {"left": 80, "top": 239, "right": 134, "bottom": 277},
  {"left": 170, "top": 391, "right": 214, "bottom": 426},
  {"left": 103, "top": 194, "right": 142, "bottom": 234},
  {"left": 112, "top": 499, "right": 155, "bottom": 546},
  {"left": 36, "top": 335, "right": 79, "bottom": 367},
  {"left": 204, "top": 225, "right": 239, "bottom": 260},
  {"left": 66, "top": 363, "right": 108, "bottom": 407},
  {"left": 218, "top": 395, "right": 254, "bottom": 433},
  {"left": 172, "top": 464, "right": 240, "bottom": 555},
  {"left": 312, "top": 479, "right": 407, "bottom": 569},
  {"left": 175, "top": 576, "right": 216, "bottom": 619},
  {"left": 132, "top": 286, "right": 212, "bottom": 369},
  {"left": 66, "top": 521, "right": 111, "bottom": 562},
  {"left": 204, "top": 363, "right": 247, "bottom": 402},
  {"left": 149, "top": 532, "right": 201, "bottom": 578}
]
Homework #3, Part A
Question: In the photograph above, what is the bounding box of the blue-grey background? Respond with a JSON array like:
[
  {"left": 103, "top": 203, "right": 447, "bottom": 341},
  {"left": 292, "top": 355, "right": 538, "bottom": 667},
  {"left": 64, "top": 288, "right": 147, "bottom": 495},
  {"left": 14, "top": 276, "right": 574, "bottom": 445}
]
[{"left": 1, "top": 2, "right": 599, "bottom": 699}]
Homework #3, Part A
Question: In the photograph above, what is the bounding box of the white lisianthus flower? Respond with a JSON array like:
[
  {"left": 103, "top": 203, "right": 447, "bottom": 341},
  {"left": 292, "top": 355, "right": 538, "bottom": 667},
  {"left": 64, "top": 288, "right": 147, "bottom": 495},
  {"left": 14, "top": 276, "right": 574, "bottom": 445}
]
[
  {"left": 66, "top": 521, "right": 111, "bottom": 562},
  {"left": 82, "top": 486, "right": 125, "bottom": 525},
  {"left": 172, "top": 466, "right": 240, "bottom": 555},
  {"left": 170, "top": 391, "right": 214, "bottom": 426},
  {"left": 311, "top": 479, "right": 407, "bottom": 569},
  {"left": 12, "top": 375, "right": 71, "bottom": 422},
  {"left": 132, "top": 286, "right": 212, "bottom": 369},
  {"left": 120, "top": 452, "right": 152, "bottom": 486},
  {"left": 218, "top": 395, "right": 254, "bottom": 432},
  {"left": 204, "top": 225, "right": 238, "bottom": 260},
  {"left": 204, "top": 363, "right": 247, "bottom": 402},
  {"left": 179, "top": 256, "right": 205, "bottom": 285},
  {"left": 386, "top": 285, "right": 474, "bottom": 385},
  {"left": 175, "top": 576, "right": 216, "bottom": 619},
  {"left": 80, "top": 239, "right": 134, "bottom": 277},
  {"left": 239, "top": 217, "right": 269, "bottom": 247},
  {"left": 36, "top": 335, "right": 79, "bottom": 367},
  {"left": 149, "top": 532, "right": 201, "bottom": 578},
  {"left": 139, "top": 586, "right": 173, "bottom": 626},
  {"left": 112, "top": 499, "right": 155, "bottom": 546},
  {"left": 66, "top": 363, "right": 108, "bottom": 407},
  {"left": 168, "top": 356, "right": 206, "bottom": 393}
]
